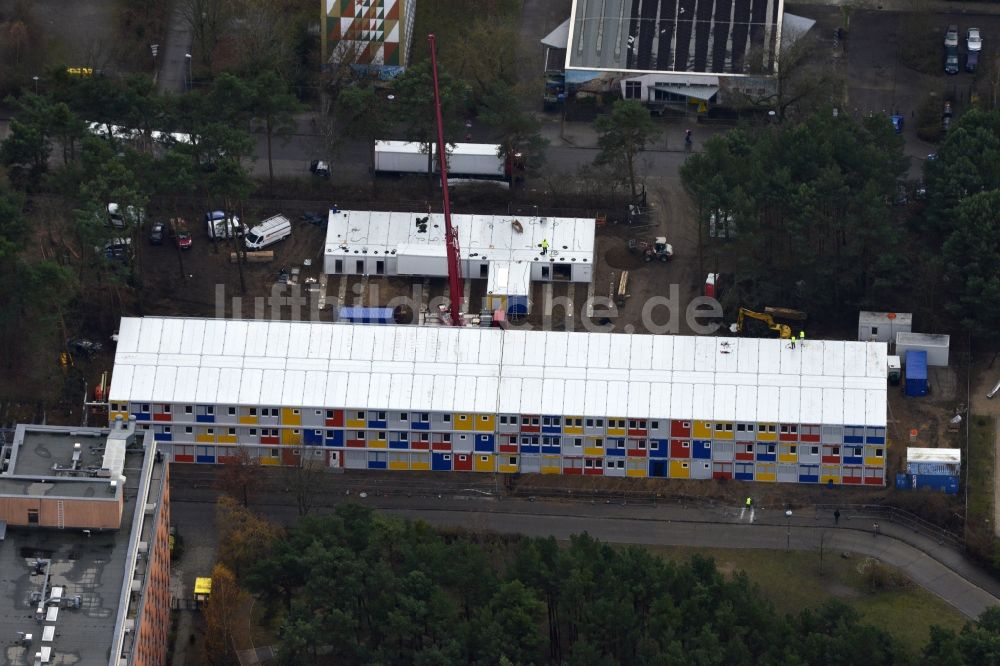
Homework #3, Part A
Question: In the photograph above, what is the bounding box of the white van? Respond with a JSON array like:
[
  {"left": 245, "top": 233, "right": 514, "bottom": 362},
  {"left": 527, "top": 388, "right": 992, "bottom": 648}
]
[{"left": 245, "top": 215, "right": 292, "bottom": 250}]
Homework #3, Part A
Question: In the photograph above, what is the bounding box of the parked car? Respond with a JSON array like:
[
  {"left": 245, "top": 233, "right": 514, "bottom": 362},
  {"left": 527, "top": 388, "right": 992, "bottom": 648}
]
[
  {"left": 967, "top": 50, "right": 980, "bottom": 73},
  {"left": 101, "top": 237, "right": 132, "bottom": 262},
  {"left": 945, "top": 46, "right": 959, "bottom": 74},
  {"left": 245, "top": 215, "right": 292, "bottom": 250},
  {"left": 967, "top": 27, "right": 982, "bottom": 51},
  {"left": 945, "top": 24, "right": 959, "bottom": 48},
  {"left": 309, "top": 160, "right": 330, "bottom": 178},
  {"left": 170, "top": 218, "right": 193, "bottom": 250},
  {"left": 205, "top": 211, "right": 244, "bottom": 239},
  {"left": 149, "top": 222, "right": 165, "bottom": 245},
  {"left": 107, "top": 203, "right": 144, "bottom": 229},
  {"left": 890, "top": 114, "right": 904, "bottom": 134}
]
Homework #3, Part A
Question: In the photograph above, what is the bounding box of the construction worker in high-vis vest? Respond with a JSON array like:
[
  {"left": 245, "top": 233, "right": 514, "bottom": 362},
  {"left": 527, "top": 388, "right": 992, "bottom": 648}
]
[{"left": 745, "top": 496, "right": 752, "bottom": 509}]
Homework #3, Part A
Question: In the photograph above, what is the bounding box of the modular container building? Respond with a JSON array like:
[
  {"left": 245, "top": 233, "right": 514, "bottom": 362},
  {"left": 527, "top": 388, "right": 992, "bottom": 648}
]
[
  {"left": 485, "top": 262, "right": 531, "bottom": 315},
  {"left": 904, "top": 447, "right": 960, "bottom": 494},
  {"left": 107, "top": 317, "right": 889, "bottom": 486},
  {"left": 323, "top": 210, "right": 595, "bottom": 288},
  {"left": 904, "top": 350, "right": 928, "bottom": 397},
  {"left": 896, "top": 332, "right": 950, "bottom": 367},
  {"left": 858, "top": 311, "right": 912, "bottom": 345}
]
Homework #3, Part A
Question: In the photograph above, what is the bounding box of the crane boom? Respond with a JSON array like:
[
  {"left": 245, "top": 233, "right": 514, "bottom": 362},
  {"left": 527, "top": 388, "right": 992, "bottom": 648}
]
[{"left": 428, "top": 33, "right": 464, "bottom": 326}]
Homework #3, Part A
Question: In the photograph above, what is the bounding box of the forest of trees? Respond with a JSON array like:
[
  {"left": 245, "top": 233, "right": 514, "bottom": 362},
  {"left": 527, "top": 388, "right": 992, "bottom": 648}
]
[
  {"left": 681, "top": 107, "right": 1000, "bottom": 339},
  {"left": 213, "top": 503, "right": 1000, "bottom": 665}
]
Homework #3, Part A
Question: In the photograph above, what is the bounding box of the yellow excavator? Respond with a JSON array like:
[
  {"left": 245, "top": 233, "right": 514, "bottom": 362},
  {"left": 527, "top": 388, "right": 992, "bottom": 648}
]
[{"left": 734, "top": 307, "right": 793, "bottom": 339}]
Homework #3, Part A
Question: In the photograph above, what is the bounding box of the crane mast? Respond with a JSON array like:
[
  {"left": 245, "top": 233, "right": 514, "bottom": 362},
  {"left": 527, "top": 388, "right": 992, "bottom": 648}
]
[{"left": 428, "top": 33, "right": 464, "bottom": 326}]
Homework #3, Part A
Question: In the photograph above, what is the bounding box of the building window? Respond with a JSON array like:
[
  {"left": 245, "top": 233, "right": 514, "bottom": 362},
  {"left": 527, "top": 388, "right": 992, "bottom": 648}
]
[
  {"left": 271, "top": 409, "right": 279, "bottom": 417},
  {"left": 228, "top": 407, "right": 236, "bottom": 415},
  {"left": 206, "top": 406, "right": 215, "bottom": 415},
  {"left": 185, "top": 406, "right": 193, "bottom": 414},
  {"left": 400, "top": 413, "right": 408, "bottom": 421},
  {"left": 420, "top": 413, "right": 429, "bottom": 422},
  {"left": 228, "top": 428, "right": 236, "bottom": 435},
  {"left": 27, "top": 509, "right": 38, "bottom": 524},
  {"left": 356, "top": 431, "right": 364, "bottom": 438},
  {"left": 377, "top": 411, "right": 386, "bottom": 420},
  {"left": 508, "top": 457, "right": 517, "bottom": 465},
  {"left": 420, "top": 434, "right": 429, "bottom": 442},
  {"left": 250, "top": 408, "right": 258, "bottom": 416},
  {"left": 249, "top": 429, "right": 257, "bottom": 436},
  {"left": 325, "top": 409, "right": 333, "bottom": 418},
  {"left": 163, "top": 405, "right": 172, "bottom": 414},
  {"left": 206, "top": 428, "right": 215, "bottom": 435},
  {"left": 315, "top": 410, "right": 322, "bottom": 416},
  {"left": 790, "top": 446, "right": 797, "bottom": 454},
  {"left": 444, "top": 454, "right": 452, "bottom": 461},
  {"left": 460, "top": 415, "right": 468, "bottom": 421},
  {"left": 141, "top": 404, "right": 150, "bottom": 412},
  {"left": 651, "top": 421, "right": 659, "bottom": 429},
  {"left": 811, "top": 446, "right": 819, "bottom": 455},
  {"left": 481, "top": 456, "right": 489, "bottom": 462},
  {"left": 163, "top": 426, "right": 172, "bottom": 434},
  {"left": 624, "top": 80, "right": 641, "bottom": 99},
  {"left": 291, "top": 409, "right": 300, "bottom": 416},
  {"left": 444, "top": 414, "right": 452, "bottom": 423},
  {"left": 355, "top": 411, "right": 364, "bottom": 420},
  {"left": 682, "top": 421, "right": 690, "bottom": 428},
  {"left": 185, "top": 426, "right": 193, "bottom": 434},
  {"left": 638, "top": 440, "right": 647, "bottom": 449},
  {"left": 378, "top": 432, "right": 386, "bottom": 440},
  {"left": 574, "top": 438, "right": 582, "bottom": 447},
  {"left": 876, "top": 448, "right": 884, "bottom": 457},
  {"left": 500, "top": 415, "right": 508, "bottom": 425},
  {"left": 767, "top": 444, "right": 776, "bottom": 454}
]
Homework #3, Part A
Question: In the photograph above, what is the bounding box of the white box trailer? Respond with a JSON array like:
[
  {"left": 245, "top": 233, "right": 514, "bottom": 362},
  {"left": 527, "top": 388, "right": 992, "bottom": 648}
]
[
  {"left": 374, "top": 141, "right": 431, "bottom": 174},
  {"left": 896, "top": 332, "right": 950, "bottom": 367},
  {"left": 374, "top": 140, "right": 506, "bottom": 180}
]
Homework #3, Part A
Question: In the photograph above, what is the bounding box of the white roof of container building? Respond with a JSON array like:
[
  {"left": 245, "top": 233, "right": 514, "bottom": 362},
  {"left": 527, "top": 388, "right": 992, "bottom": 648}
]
[
  {"left": 324, "top": 210, "right": 596, "bottom": 270},
  {"left": 108, "top": 318, "right": 888, "bottom": 426},
  {"left": 907, "top": 448, "right": 961, "bottom": 464}
]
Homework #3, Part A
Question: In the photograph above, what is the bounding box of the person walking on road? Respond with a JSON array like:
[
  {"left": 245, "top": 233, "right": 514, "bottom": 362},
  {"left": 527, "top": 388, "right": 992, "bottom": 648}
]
[
  {"left": 873, "top": 521, "right": 880, "bottom": 537},
  {"left": 685, "top": 129, "right": 693, "bottom": 152},
  {"left": 834, "top": 509, "right": 841, "bottom": 525}
]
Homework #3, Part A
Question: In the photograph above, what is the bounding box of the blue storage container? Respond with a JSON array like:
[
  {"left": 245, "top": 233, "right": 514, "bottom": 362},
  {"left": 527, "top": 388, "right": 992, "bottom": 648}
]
[
  {"left": 904, "top": 350, "right": 928, "bottom": 397},
  {"left": 338, "top": 306, "right": 395, "bottom": 324}
]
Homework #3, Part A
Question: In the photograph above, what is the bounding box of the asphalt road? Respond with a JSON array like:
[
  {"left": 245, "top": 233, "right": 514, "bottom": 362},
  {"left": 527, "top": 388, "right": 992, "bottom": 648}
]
[{"left": 171, "top": 490, "right": 999, "bottom": 620}]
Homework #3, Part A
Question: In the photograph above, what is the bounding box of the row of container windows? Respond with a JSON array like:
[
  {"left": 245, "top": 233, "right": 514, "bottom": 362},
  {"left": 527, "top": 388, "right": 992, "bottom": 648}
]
[{"left": 113, "top": 404, "right": 877, "bottom": 436}]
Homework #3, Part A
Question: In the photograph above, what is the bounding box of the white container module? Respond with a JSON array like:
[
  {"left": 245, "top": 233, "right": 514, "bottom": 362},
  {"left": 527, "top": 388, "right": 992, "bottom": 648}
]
[
  {"left": 374, "top": 141, "right": 431, "bottom": 174},
  {"left": 858, "top": 311, "right": 912, "bottom": 344},
  {"left": 445, "top": 143, "right": 505, "bottom": 178},
  {"left": 896, "top": 332, "right": 950, "bottom": 367}
]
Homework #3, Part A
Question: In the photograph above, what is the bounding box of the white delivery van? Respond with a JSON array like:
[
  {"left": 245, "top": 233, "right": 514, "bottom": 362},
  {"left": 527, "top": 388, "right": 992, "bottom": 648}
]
[{"left": 245, "top": 214, "right": 292, "bottom": 250}]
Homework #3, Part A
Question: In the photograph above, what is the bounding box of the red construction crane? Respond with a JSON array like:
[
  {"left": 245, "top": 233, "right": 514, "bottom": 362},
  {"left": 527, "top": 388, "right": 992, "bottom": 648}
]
[{"left": 428, "top": 33, "right": 464, "bottom": 326}]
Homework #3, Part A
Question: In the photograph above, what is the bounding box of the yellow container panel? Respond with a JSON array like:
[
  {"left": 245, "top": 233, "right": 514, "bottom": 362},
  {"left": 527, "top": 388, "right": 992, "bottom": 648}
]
[
  {"left": 626, "top": 468, "right": 646, "bottom": 478},
  {"left": 821, "top": 473, "right": 841, "bottom": 484},
  {"left": 693, "top": 421, "right": 712, "bottom": 438},
  {"left": 756, "top": 472, "right": 776, "bottom": 482},
  {"left": 346, "top": 418, "right": 365, "bottom": 429},
  {"left": 454, "top": 414, "right": 474, "bottom": 431},
  {"left": 864, "top": 457, "right": 884, "bottom": 467},
  {"left": 563, "top": 426, "right": 583, "bottom": 435},
  {"left": 368, "top": 440, "right": 388, "bottom": 449},
  {"left": 541, "top": 465, "right": 561, "bottom": 475},
  {"left": 778, "top": 452, "right": 797, "bottom": 463},
  {"left": 474, "top": 455, "right": 494, "bottom": 472},
  {"left": 281, "top": 430, "right": 302, "bottom": 445},
  {"left": 281, "top": 408, "right": 301, "bottom": 425},
  {"left": 475, "top": 415, "right": 495, "bottom": 431},
  {"left": 583, "top": 447, "right": 604, "bottom": 456},
  {"left": 410, "top": 461, "right": 430, "bottom": 471},
  {"left": 238, "top": 416, "right": 258, "bottom": 425},
  {"left": 195, "top": 434, "right": 215, "bottom": 444},
  {"left": 217, "top": 435, "right": 237, "bottom": 444},
  {"left": 606, "top": 427, "right": 625, "bottom": 437},
  {"left": 756, "top": 428, "right": 778, "bottom": 442},
  {"left": 388, "top": 461, "right": 410, "bottom": 471},
  {"left": 713, "top": 428, "right": 735, "bottom": 441},
  {"left": 109, "top": 411, "right": 129, "bottom": 423},
  {"left": 669, "top": 461, "right": 690, "bottom": 478},
  {"left": 259, "top": 456, "right": 279, "bottom": 466},
  {"left": 499, "top": 464, "right": 518, "bottom": 474}
]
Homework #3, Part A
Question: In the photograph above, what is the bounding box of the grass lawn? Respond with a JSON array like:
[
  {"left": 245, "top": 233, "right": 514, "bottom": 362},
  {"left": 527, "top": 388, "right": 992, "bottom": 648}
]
[
  {"left": 967, "top": 415, "right": 995, "bottom": 532},
  {"left": 642, "top": 545, "right": 967, "bottom": 653},
  {"left": 410, "top": 0, "right": 523, "bottom": 64}
]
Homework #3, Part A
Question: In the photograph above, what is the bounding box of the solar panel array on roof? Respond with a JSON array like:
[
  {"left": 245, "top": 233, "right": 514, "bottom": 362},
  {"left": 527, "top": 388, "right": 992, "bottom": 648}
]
[
  {"left": 567, "top": 0, "right": 783, "bottom": 75},
  {"left": 110, "top": 318, "right": 888, "bottom": 426}
]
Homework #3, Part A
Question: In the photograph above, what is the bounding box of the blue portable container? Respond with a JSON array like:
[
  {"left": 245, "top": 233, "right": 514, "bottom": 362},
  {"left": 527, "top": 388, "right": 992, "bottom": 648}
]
[
  {"left": 904, "top": 350, "right": 927, "bottom": 397},
  {"left": 338, "top": 306, "right": 395, "bottom": 324}
]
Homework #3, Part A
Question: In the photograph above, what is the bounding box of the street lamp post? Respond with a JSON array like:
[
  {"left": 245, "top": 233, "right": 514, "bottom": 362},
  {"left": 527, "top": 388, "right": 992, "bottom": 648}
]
[
  {"left": 32, "top": 76, "right": 39, "bottom": 94},
  {"left": 151, "top": 44, "right": 159, "bottom": 79},
  {"left": 184, "top": 53, "right": 192, "bottom": 90},
  {"left": 785, "top": 509, "right": 793, "bottom": 551}
]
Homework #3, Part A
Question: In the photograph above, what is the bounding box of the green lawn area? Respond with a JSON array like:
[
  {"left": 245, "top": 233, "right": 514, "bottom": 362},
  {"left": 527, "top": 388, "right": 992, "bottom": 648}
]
[
  {"left": 967, "top": 415, "right": 995, "bottom": 532},
  {"left": 410, "top": 0, "right": 523, "bottom": 64},
  {"left": 643, "top": 545, "right": 968, "bottom": 653}
]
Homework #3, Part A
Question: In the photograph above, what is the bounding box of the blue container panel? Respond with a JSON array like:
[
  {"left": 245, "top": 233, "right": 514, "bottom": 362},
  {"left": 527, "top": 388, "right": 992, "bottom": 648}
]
[
  {"left": 508, "top": 296, "right": 529, "bottom": 316},
  {"left": 895, "top": 473, "right": 910, "bottom": 489},
  {"left": 367, "top": 420, "right": 387, "bottom": 429},
  {"left": 541, "top": 426, "right": 561, "bottom": 434},
  {"left": 432, "top": 454, "right": 452, "bottom": 471},
  {"left": 606, "top": 448, "right": 626, "bottom": 457},
  {"left": 196, "top": 414, "right": 215, "bottom": 423},
  {"left": 913, "top": 474, "right": 959, "bottom": 494},
  {"left": 798, "top": 474, "right": 819, "bottom": 483},
  {"left": 693, "top": 441, "right": 712, "bottom": 459},
  {"left": 133, "top": 412, "right": 151, "bottom": 421},
  {"left": 196, "top": 455, "right": 215, "bottom": 464},
  {"left": 389, "top": 440, "right": 409, "bottom": 450},
  {"left": 325, "top": 430, "right": 344, "bottom": 447},
  {"left": 367, "top": 460, "right": 387, "bottom": 470},
  {"left": 304, "top": 430, "right": 323, "bottom": 445},
  {"left": 649, "top": 460, "right": 668, "bottom": 477},
  {"left": 154, "top": 433, "right": 172, "bottom": 442},
  {"left": 412, "top": 422, "right": 430, "bottom": 430},
  {"left": 735, "top": 471, "right": 754, "bottom": 481},
  {"left": 475, "top": 441, "right": 494, "bottom": 453},
  {"left": 541, "top": 445, "right": 561, "bottom": 455},
  {"left": 520, "top": 445, "right": 540, "bottom": 454},
  {"left": 755, "top": 453, "right": 776, "bottom": 462},
  {"left": 649, "top": 440, "right": 669, "bottom": 458}
]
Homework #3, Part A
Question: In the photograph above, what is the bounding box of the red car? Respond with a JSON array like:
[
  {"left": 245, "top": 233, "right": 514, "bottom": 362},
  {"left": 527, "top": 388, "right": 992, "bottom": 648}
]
[{"left": 170, "top": 218, "right": 193, "bottom": 250}]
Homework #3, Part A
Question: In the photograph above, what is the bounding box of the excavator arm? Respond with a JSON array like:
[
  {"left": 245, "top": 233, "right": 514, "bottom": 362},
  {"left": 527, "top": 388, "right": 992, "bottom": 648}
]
[{"left": 736, "top": 308, "right": 793, "bottom": 339}]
